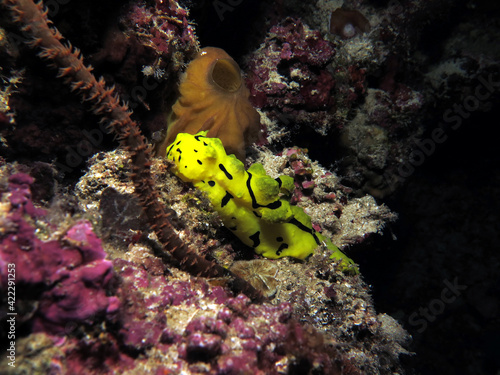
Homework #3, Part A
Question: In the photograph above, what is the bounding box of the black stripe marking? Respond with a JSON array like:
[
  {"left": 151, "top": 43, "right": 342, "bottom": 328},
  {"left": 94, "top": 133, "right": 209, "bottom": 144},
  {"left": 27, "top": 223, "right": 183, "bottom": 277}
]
[
  {"left": 166, "top": 142, "right": 177, "bottom": 157},
  {"left": 289, "top": 218, "right": 321, "bottom": 245},
  {"left": 197, "top": 160, "right": 202, "bottom": 165},
  {"left": 252, "top": 211, "right": 261, "bottom": 218},
  {"left": 221, "top": 191, "right": 233, "bottom": 208},
  {"left": 249, "top": 231, "right": 260, "bottom": 248},
  {"left": 219, "top": 164, "right": 233, "bottom": 180},
  {"left": 246, "top": 173, "right": 258, "bottom": 208},
  {"left": 266, "top": 200, "right": 282, "bottom": 209},
  {"left": 193, "top": 135, "right": 209, "bottom": 146},
  {"left": 247, "top": 172, "right": 283, "bottom": 210},
  {"left": 276, "top": 243, "right": 289, "bottom": 256},
  {"left": 175, "top": 149, "right": 182, "bottom": 164},
  {"left": 194, "top": 135, "right": 206, "bottom": 141}
]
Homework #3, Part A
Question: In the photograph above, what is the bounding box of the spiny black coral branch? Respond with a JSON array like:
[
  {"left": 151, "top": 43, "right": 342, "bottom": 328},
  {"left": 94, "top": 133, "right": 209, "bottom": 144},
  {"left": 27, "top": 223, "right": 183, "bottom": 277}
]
[{"left": 3, "top": 0, "right": 263, "bottom": 301}]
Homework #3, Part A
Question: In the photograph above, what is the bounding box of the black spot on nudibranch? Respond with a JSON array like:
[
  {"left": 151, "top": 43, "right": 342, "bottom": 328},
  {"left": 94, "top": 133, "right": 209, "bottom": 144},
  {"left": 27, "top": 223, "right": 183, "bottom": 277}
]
[
  {"left": 249, "top": 231, "right": 261, "bottom": 248},
  {"left": 276, "top": 236, "right": 283, "bottom": 242},
  {"left": 219, "top": 164, "right": 233, "bottom": 180},
  {"left": 221, "top": 191, "right": 234, "bottom": 208},
  {"left": 194, "top": 135, "right": 209, "bottom": 146},
  {"left": 276, "top": 243, "right": 289, "bottom": 256},
  {"left": 197, "top": 160, "right": 203, "bottom": 165},
  {"left": 208, "top": 181, "right": 216, "bottom": 187}
]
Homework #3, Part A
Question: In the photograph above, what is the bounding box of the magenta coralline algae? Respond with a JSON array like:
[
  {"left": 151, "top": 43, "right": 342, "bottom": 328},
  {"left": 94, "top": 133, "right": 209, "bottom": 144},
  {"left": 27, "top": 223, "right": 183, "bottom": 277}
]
[
  {"left": 114, "top": 259, "right": 354, "bottom": 374},
  {"left": 246, "top": 18, "right": 365, "bottom": 133},
  {"left": 125, "top": 0, "right": 197, "bottom": 59},
  {"left": 247, "top": 18, "right": 336, "bottom": 111},
  {"left": 0, "top": 173, "right": 119, "bottom": 335}
]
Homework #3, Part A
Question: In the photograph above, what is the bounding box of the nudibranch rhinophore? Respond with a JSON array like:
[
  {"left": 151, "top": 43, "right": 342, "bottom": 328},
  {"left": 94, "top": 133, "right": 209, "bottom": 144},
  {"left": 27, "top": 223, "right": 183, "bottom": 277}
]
[
  {"left": 157, "top": 47, "right": 260, "bottom": 162},
  {"left": 166, "top": 131, "right": 357, "bottom": 272}
]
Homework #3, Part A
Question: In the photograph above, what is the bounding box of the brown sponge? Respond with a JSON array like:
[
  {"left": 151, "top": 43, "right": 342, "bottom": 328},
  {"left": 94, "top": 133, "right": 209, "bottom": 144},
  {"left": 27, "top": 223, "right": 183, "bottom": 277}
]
[{"left": 157, "top": 47, "right": 260, "bottom": 161}]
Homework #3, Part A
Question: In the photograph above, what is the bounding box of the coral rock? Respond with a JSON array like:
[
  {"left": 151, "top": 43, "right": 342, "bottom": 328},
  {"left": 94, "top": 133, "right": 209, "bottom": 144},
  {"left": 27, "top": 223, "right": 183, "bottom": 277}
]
[
  {"left": 246, "top": 18, "right": 345, "bottom": 135},
  {"left": 0, "top": 173, "right": 118, "bottom": 335}
]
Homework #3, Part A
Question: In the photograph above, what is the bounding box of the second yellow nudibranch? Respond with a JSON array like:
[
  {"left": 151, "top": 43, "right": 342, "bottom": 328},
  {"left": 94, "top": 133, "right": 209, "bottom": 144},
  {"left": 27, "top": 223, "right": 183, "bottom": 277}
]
[{"left": 166, "top": 131, "right": 358, "bottom": 273}]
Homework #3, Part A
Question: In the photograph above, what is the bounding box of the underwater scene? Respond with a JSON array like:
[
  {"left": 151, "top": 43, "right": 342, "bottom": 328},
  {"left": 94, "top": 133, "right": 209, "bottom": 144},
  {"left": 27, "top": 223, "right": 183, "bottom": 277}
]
[{"left": 0, "top": 0, "right": 499, "bottom": 374}]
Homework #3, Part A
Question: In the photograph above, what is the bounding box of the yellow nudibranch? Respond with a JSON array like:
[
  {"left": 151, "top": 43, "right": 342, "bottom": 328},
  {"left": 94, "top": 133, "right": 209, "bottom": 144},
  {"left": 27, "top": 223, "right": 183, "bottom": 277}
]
[{"left": 166, "top": 131, "right": 357, "bottom": 272}]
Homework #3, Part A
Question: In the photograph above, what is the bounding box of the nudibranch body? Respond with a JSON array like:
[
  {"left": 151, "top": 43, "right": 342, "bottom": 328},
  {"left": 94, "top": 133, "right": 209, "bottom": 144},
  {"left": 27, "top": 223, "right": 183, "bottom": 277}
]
[
  {"left": 166, "top": 131, "right": 357, "bottom": 271},
  {"left": 158, "top": 47, "right": 260, "bottom": 161}
]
